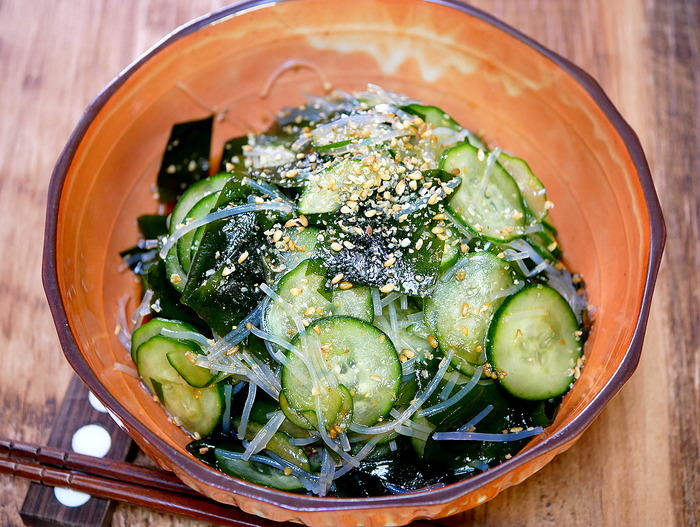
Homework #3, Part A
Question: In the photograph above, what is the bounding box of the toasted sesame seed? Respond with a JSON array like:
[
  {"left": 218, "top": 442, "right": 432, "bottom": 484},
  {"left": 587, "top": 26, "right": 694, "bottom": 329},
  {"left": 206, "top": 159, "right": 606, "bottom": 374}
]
[
  {"left": 461, "top": 303, "right": 470, "bottom": 317},
  {"left": 428, "top": 335, "right": 439, "bottom": 348},
  {"left": 331, "top": 273, "right": 344, "bottom": 284},
  {"left": 290, "top": 288, "right": 303, "bottom": 296},
  {"left": 237, "top": 251, "right": 249, "bottom": 263},
  {"left": 379, "top": 283, "right": 396, "bottom": 293},
  {"left": 339, "top": 281, "right": 353, "bottom": 290},
  {"left": 330, "top": 242, "right": 343, "bottom": 252},
  {"left": 384, "top": 256, "right": 396, "bottom": 267},
  {"left": 313, "top": 325, "right": 321, "bottom": 335}
]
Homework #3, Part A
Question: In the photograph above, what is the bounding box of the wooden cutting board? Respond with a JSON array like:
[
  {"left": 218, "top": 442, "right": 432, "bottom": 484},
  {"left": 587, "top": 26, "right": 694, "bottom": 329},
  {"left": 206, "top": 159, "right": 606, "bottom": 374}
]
[{"left": 0, "top": 1, "right": 697, "bottom": 526}]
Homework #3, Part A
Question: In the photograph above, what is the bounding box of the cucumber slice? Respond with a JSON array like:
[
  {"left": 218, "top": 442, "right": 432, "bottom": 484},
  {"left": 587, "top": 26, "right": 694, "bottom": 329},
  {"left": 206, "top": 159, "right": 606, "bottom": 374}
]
[
  {"left": 270, "top": 226, "right": 320, "bottom": 274},
  {"left": 177, "top": 192, "right": 220, "bottom": 272},
  {"left": 498, "top": 153, "right": 547, "bottom": 223},
  {"left": 130, "top": 318, "right": 202, "bottom": 361},
  {"left": 410, "top": 415, "right": 435, "bottom": 458},
  {"left": 487, "top": 283, "right": 583, "bottom": 400},
  {"left": 263, "top": 259, "right": 373, "bottom": 342},
  {"left": 214, "top": 447, "right": 305, "bottom": 491},
  {"left": 135, "top": 335, "right": 223, "bottom": 436},
  {"left": 331, "top": 285, "right": 374, "bottom": 321},
  {"left": 166, "top": 350, "right": 215, "bottom": 388},
  {"left": 424, "top": 251, "right": 515, "bottom": 375},
  {"left": 441, "top": 143, "right": 526, "bottom": 242},
  {"left": 283, "top": 316, "right": 401, "bottom": 428},
  {"left": 234, "top": 419, "right": 311, "bottom": 471},
  {"left": 297, "top": 158, "right": 355, "bottom": 214},
  {"left": 164, "top": 173, "right": 230, "bottom": 291}
]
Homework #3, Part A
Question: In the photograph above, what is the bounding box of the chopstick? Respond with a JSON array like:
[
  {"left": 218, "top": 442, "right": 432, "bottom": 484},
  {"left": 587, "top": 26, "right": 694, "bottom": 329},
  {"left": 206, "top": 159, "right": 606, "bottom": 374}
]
[
  {"left": 0, "top": 438, "right": 197, "bottom": 496},
  {"left": 0, "top": 437, "right": 293, "bottom": 527}
]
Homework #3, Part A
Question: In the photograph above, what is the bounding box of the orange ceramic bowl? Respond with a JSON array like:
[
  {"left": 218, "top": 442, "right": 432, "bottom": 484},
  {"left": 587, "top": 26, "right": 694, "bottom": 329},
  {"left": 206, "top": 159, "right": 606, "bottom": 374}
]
[{"left": 43, "top": 1, "right": 664, "bottom": 525}]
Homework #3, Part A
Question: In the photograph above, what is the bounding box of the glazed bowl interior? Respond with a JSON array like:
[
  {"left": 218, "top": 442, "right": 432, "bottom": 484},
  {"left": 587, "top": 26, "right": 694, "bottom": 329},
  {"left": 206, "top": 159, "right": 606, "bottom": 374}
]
[{"left": 44, "top": 0, "right": 663, "bottom": 525}]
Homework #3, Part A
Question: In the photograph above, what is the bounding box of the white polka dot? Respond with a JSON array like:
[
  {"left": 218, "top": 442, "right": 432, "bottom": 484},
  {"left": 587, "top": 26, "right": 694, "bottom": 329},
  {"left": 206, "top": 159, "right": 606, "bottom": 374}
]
[
  {"left": 88, "top": 391, "right": 108, "bottom": 413},
  {"left": 71, "top": 424, "right": 112, "bottom": 458},
  {"left": 54, "top": 487, "right": 91, "bottom": 507}
]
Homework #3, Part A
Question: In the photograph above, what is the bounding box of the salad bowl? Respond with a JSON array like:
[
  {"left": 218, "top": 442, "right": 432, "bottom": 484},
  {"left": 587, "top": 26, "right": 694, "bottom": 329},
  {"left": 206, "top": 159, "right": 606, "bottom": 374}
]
[{"left": 42, "top": 0, "right": 664, "bottom": 525}]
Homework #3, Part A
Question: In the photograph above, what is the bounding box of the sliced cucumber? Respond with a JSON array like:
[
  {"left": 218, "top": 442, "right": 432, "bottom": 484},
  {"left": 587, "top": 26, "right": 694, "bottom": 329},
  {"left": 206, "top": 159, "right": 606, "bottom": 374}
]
[
  {"left": 130, "top": 318, "right": 202, "bottom": 361},
  {"left": 498, "top": 152, "right": 547, "bottom": 223},
  {"left": 214, "top": 447, "right": 305, "bottom": 491},
  {"left": 234, "top": 418, "right": 311, "bottom": 471},
  {"left": 424, "top": 251, "right": 515, "bottom": 375},
  {"left": 164, "top": 173, "right": 230, "bottom": 291},
  {"left": 166, "top": 350, "right": 215, "bottom": 388},
  {"left": 331, "top": 285, "right": 374, "bottom": 321},
  {"left": 441, "top": 143, "right": 526, "bottom": 242},
  {"left": 282, "top": 316, "right": 401, "bottom": 428},
  {"left": 177, "top": 192, "right": 219, "bottom": 272},
  {"left": 297, "top": 158, "right": 356, "bottom": 214},
  {"left": 486, "top": 283, "right": 583, "bottom": 400},
  {"left": 135, "top": 335, "right": 223, "bottom": 436},
  {"left": 270, "top": 226, "right": 320, "bottom": 275},
  {"left": 263, "top": 259, "right": 373, "bottom": 342},
  {"left": 401, "top": 104, "right": 487, "bottom": 150}
]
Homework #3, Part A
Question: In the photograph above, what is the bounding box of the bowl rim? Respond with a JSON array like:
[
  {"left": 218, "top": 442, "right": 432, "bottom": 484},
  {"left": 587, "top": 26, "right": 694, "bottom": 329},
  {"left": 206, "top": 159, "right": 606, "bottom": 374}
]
[{"left": 42, "top": 0, "right": 666, "bottom": 512}]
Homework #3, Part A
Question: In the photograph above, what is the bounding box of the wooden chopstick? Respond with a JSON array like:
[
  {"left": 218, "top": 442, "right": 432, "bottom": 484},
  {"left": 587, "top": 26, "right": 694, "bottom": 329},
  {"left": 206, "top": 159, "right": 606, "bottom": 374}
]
[
  {"left": 0, "top": 438, "right": 293, "bottom": 527},
  {"left": 0, "top": 437, "right": 197, "bottom": 496}
]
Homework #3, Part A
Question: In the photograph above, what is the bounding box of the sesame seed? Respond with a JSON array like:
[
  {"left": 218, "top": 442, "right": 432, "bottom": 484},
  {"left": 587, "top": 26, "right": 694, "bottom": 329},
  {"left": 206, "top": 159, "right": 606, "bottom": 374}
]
[
  {"left": 290, "top": 288, "right": 303, "bottom": 296},
  {"left": 237, "top": 251, "right": 249, "bottom": 263},
  {"left": 461, "top": 303, "right": 470, "bottom": 317},
  {"left": 427, "top": 335, "right": 439, "bottom": 348},
  {"left": 330, "top": 242, "right": 343, "bottom": 252},
  {"left": 313, "top": 325, "right": 321, "bottom": 335},
  {"left": 339, "top": 281, "right": 353, "bottom": 290},
  {"left": 384, "top": 256, "right": 396, "bottom": 267},
  {"left": 379, "top": 283, "right": 395, "bottom": 293},
  {"left": 331, "top": 273, "right": 344, "bottom": 284}
]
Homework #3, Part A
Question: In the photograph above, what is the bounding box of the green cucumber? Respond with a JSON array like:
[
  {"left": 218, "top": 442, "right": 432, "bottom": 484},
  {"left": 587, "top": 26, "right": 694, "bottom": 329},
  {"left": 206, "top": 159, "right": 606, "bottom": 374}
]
[
  {"left": 130, "top": 318, "right": 203, "bottom": 361},
  {"left": 214, "top": 447, "right": 305, "bottom": 491},
  {"left": 164, "top": 173, "right": 230, "bottom": 291},
  {"left": 263, "top": 259, "right": 373, "bottom": 343},
  {"left": 486, "top": 283, "right": 583, "bottom": 400},
  {"left": 234, "top": 418, "right": 311, "bottom": 471},
  {"left": 424, "top": 251, "right": 515, "bottom": 375},
  {"left": 441, "top": 143, "right": 526, "bottom": 242},
  {"left": 135, "top": 335, "right": 223, "bottom": 436},
  {"left": 498, "top": 152, "right": 547, "bottom": 223},
  {"left": 283, "top": 316, "right": 401, "bottom": 428}
]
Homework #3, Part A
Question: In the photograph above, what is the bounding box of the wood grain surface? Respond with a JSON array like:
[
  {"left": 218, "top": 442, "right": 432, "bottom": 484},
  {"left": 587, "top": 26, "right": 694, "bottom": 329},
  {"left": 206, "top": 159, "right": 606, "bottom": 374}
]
[{"left": 0, "top": 1, "right": 697, "bottom": 526}]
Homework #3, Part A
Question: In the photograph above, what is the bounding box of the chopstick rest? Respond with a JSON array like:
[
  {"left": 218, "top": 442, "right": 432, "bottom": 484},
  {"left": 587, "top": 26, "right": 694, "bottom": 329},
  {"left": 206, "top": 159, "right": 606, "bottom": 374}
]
[{"left": 20, "top": 374, "right": 135, "bottom": 527}]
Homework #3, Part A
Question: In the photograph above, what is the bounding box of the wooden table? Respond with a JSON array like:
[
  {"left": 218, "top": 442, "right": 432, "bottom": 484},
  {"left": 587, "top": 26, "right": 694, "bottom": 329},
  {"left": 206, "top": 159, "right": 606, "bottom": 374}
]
[{"left": 0, "top": 1, "right": 696, "bottom": 526}]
